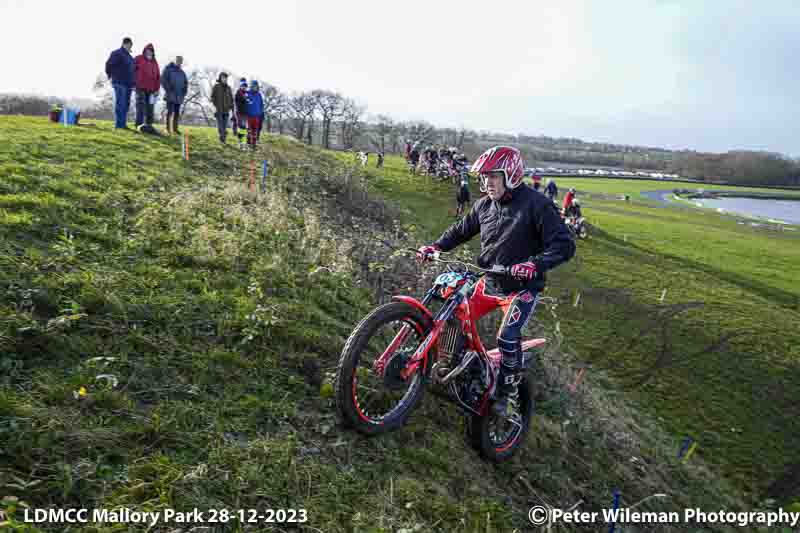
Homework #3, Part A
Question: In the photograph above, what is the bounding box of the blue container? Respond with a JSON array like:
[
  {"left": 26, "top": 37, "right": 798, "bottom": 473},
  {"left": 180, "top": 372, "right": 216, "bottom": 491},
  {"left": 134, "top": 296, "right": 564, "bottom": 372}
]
[{"left": 63, "top": 108, "right": 79, "bottom": 125}]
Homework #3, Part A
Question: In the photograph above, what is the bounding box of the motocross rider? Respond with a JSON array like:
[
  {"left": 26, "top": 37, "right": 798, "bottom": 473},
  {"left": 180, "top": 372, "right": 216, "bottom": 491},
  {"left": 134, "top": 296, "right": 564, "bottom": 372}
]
[{"left": 417, "top": 146, "right": 576, "bottom": 415}]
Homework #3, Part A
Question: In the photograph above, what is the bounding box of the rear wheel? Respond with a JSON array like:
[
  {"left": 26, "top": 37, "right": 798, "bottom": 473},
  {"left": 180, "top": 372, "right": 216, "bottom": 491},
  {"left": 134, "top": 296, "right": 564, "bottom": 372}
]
[
  {"left": 335, "top": 301, "right": 433, "bottom": 435},
  {"left": 468, "top": 376, "right": 534, "bottom": 462}
]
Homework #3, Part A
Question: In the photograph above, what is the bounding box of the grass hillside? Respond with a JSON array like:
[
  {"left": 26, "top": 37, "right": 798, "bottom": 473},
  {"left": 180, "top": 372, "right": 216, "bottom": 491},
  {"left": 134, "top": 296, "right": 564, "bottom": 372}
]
[
  {"left": 0, "top": 116, "right": 794, "bottom": 532},
  {"left": 358, "top": 161, "right": 800, "bottom": 494}
]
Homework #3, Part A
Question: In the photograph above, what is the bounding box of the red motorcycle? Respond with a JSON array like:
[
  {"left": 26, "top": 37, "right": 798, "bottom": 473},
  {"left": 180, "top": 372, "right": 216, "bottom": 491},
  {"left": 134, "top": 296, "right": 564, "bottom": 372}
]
[{"left": 335, "top": 251, "right": 544, "bottom": 461}]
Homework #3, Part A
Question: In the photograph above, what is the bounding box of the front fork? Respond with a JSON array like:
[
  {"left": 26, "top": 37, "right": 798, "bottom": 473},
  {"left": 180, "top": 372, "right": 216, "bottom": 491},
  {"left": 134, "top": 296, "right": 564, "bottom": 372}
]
[
  {"left": 373, "top": 287, "right": 463, "bottom": 380},
  {"left": 372, "top": 289, "right": 437, "bottom": 376}
]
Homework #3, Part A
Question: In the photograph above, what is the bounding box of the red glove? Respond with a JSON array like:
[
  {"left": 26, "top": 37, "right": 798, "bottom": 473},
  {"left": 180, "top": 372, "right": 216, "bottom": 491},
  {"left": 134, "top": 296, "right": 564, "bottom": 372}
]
[
  {"left": 416, "top": 244, "right": 440, "bottom": 263},
  {"left": 510, "top": 261, "right": 537, "bottom": 281}
]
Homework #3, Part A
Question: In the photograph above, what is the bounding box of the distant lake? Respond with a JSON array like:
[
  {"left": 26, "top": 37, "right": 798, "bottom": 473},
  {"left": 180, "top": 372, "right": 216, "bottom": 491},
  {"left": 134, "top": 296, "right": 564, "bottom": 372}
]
[{"left": 693, "top": 197, "right": 800, "bottom": 224}]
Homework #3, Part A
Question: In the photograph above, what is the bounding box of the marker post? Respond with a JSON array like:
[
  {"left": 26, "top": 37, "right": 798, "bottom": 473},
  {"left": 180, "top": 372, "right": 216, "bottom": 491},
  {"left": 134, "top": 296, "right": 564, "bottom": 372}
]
[{"left": 609, "top": 490, "right": 620, "bottom": 533}]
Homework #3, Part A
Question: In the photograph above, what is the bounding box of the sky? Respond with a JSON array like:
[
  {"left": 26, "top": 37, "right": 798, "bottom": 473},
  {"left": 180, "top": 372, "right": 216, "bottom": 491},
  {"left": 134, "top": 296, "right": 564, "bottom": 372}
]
[{"left": 1, "top": 0, "right": 797, "bottom": 156}]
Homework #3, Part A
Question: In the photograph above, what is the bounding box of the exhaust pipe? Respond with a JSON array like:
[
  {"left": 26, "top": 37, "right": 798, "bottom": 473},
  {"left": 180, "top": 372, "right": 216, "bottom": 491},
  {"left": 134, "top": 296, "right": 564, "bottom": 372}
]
[{"left": 440, "top": 351, "right": 478, "bottom": 385}]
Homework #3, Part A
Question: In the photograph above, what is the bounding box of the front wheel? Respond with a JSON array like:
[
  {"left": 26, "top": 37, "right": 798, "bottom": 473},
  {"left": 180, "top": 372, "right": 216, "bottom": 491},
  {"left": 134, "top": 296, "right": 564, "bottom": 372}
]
[
  {"left": 334, "top": 301, "right": 433, "bottom": 435},
  {"left": 467, "top": 376, "right": 534, "bottom": 462}
]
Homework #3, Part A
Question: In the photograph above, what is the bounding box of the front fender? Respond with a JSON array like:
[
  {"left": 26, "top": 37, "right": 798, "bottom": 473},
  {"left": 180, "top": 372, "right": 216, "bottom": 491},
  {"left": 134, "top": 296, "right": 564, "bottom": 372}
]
[{"left": 392, "top": 296, "right": 433, "bottom": 322}]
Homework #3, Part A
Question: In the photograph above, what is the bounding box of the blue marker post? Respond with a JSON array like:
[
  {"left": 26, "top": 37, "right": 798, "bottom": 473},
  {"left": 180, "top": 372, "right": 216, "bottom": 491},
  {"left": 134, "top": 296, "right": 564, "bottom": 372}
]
[
  {"left": 261, "top": 160, "right": 269, "bottom": 193},
  {"left": 609, "top": 489, "right": 620, "bottom": 533},
  {"left": 677, "top": 437, "right": 693, "bottom": 459}
]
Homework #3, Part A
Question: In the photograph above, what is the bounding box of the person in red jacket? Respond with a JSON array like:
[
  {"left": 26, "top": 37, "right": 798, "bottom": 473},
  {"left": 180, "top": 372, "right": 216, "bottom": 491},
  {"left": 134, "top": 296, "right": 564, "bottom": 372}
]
[
  {"left": 134, "top": 43, "right": 160, "bottom": 130},
  {"left": 561, "top": 188, "right": 576, "bottom": 217}
]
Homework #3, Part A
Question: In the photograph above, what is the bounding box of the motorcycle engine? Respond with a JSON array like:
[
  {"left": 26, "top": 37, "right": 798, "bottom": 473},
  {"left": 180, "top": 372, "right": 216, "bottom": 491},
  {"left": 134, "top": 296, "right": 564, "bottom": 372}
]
[{"left": 457, "top": 359, "right": 485, "bottom": 409}]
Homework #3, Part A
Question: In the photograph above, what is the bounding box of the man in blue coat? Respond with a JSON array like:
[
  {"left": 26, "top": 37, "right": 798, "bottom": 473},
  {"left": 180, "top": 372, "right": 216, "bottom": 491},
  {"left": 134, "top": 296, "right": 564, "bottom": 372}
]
[
  {"left": 105, "top": 37, "right": 136, "bottom": 129},
  {"left": 161, "top": 56, "right": 188, "bottom": 135}
]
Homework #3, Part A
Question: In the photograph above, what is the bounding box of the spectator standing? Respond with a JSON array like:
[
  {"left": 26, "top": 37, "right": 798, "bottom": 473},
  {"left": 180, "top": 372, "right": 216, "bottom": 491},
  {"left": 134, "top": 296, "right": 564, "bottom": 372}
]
[
  {"left": 210, "top": 72, "right": 234, "bottom": 143},
  {"left": 456, "top": 172, "right": 471, "bottom": 216},
  {"left": 545, "top": 178, "right": 558, "bottom": 201},
  {"left": 376, "top": 152, "right": 384, "bottom": 168},
  {"left": 161, "top": 56, "right": 188, "bottom": 135},
  {"left": 409, "top": 145, "right": 420, "bottom": 171},
  {"left": 245, "top": 80, "right": 264, "bottom": 149},
  {"left": 234, "top": 78, "right": 250, "bottom": 148},
  {"left": 104, "top": 37, "right": 136, "bottom": 129},
  {"left": 134, "top": 43, "right": 160, "bottom": 131}
]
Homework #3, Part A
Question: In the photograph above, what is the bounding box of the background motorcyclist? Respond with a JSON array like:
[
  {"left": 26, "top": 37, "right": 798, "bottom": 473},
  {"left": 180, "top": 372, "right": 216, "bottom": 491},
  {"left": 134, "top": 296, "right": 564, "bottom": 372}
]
[
  {"left": 562, "top": 188, "right": 576, "bottom": 214},
  {"left": 564, "top": 197, "right": 582, "bottom": 219},
  {"left": 417, "top": 146, "right": 575, "bottom": 415}
]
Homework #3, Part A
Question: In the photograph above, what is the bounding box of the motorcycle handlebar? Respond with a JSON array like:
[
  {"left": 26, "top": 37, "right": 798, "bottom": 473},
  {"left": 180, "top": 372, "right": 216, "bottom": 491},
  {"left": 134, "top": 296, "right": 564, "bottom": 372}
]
[{"left": 410, "top": 248, "right": 511, "bottom": 276}]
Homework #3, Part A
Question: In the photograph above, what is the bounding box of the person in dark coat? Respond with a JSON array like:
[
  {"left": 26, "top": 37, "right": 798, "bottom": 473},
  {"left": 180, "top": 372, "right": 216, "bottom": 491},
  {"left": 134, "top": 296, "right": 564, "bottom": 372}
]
[
  {"left": 134, "top": 43, "right": 160, "bottom": 130},
  {"left": 234, "top": 78, "right": 250, "bottom": 147},
  {"left": 161, "top": 56, "right": 188, "bottom": 135},
  {"left": 545, "top": 178, "right": 558, "bottom": 201},
  {"left": 210, "top": 72, "right": 234, "bottom": 143},
  {"left": 104, "top": 37, "right": 136, "bottom": 129}
]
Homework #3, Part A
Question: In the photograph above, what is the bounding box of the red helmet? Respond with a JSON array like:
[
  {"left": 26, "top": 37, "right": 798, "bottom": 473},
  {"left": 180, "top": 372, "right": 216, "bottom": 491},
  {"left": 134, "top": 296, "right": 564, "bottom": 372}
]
[{"left": 470, "top": 146, "right": 525, "bottom": 192}]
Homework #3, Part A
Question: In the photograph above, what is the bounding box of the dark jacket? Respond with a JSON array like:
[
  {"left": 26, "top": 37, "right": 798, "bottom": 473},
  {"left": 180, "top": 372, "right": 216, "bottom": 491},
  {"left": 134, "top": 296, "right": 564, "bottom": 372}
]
[
  {"left": 161, "top": 62, "right": 188, "bottom": 104},
  {"left": 235, "top": 88, "right": 250, "bottom": 117},
  {"left": 105, "top": 47, "right": 136, "bottom": 87},
  {"left": 545, "top": 181, "right": 558, "bottom": 198},
  {"left": 134, "top": 44, "right": 160, "bottom": 92},
  {"left": 434, "top": 184, "right": 576, "bottom": 292},
  {"left": 211, "top": 79, "right": 234, "bottom": 113}
]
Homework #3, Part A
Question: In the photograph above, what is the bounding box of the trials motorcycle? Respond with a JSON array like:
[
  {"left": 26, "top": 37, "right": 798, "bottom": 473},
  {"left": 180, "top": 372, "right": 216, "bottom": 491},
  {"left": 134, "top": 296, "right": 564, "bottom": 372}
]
[{"left": 335, "top": 251, "right": 544, "bottom": 461}]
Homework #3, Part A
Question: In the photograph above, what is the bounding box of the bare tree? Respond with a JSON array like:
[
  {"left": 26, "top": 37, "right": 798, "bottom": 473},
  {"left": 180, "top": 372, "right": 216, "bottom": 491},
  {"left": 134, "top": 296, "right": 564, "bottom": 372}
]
[
  {"left": 270, "top": 92, "right": 290, "bottom": 134},
  {"left": 313, "top": 90, "right": 344, "bottom": 149},
  {"left": 369, "top": 114, "right": 395, "bottom": 153},
  {"left": 341, "top": 97, "right": 366, "bottom": 150},
  {"left": 287, "top": 91, "right": 317, "bottom": 143},
  {"left": 259, "top": 83, "right": 283, "bottom": 132},
  {"left": 404, "top": 120, "right": 437, "bottom": 146}
]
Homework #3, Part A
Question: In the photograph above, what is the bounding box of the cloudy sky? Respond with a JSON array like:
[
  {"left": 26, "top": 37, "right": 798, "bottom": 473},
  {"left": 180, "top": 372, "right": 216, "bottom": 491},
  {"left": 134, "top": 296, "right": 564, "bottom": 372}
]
[{"left": 1, "top": 0, "right": 797, "bottom": 156}]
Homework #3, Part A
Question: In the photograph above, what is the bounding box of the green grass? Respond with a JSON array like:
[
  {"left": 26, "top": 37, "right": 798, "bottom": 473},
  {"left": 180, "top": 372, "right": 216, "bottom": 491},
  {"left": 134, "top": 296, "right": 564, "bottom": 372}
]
[
  {"left": 357, "top": 160, "right": 800, "bottom": 498},
  {"left": 539, "top": 176, "right": 800, "bottom": 198},
  {"left": 0, "top": 117, "right": 793, "bottom": 532}
]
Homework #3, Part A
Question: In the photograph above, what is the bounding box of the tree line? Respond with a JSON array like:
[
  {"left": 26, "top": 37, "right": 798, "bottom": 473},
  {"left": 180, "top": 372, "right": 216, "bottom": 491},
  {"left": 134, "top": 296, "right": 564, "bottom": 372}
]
[{"left": 1, "top": 71, "right": 798, "bottom": 186}]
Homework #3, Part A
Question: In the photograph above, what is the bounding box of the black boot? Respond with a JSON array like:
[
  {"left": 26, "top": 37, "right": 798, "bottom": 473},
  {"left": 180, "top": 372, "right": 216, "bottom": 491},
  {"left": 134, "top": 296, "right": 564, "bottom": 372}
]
[{"left": 493, "top": 362, "right": 522, "bottom": 417}]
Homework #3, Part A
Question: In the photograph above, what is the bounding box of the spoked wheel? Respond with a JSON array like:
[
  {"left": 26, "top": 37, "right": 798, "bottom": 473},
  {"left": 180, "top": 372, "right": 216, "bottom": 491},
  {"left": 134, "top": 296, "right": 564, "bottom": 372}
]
[
  {"left": 467, "top": 377, "right": 534, "bottom": 462},
  {"left": 335, "top": 301, "right": 433, "bottom": 435}
]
